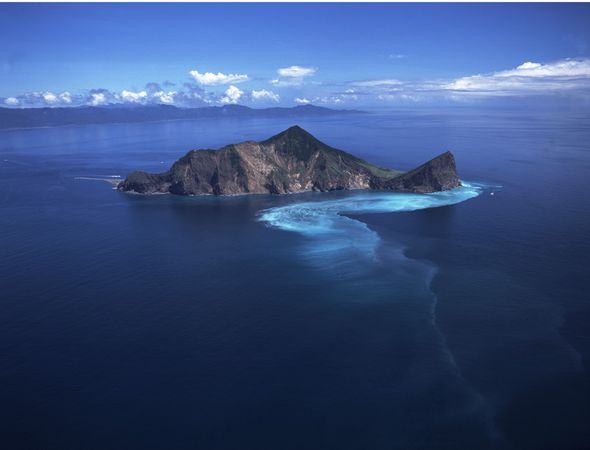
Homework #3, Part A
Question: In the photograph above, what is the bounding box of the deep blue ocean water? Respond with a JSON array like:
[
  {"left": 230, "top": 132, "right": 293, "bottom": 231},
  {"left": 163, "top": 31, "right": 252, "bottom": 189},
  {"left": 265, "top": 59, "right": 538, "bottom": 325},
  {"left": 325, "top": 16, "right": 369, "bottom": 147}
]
[{"left": 1, "top": 109, "right": 589, "bottom": 450}]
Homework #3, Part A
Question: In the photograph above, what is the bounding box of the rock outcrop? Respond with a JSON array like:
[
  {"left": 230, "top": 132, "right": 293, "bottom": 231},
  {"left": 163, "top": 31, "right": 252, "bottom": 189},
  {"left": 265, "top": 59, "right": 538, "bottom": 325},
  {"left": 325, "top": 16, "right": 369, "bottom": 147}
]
[
  {"left": 117, "top": 126, "right": 460, "bottom": 195},
  {"left": 372, "top": 151, "right": 460, "bottom": 193}
]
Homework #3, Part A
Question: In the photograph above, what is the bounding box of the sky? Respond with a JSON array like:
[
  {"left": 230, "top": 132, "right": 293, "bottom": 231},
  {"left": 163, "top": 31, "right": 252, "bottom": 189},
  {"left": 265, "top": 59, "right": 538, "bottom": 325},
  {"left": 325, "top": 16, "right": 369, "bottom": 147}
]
[{"left": 1, "top": 3, "right": 590, "bottom": 109}]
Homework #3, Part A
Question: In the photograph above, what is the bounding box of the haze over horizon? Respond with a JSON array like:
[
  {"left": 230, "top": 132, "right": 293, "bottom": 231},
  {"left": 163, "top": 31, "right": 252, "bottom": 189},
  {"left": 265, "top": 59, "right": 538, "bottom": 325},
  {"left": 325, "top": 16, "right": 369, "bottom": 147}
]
[{"left": 2, "top": 3, "right": 590, "bottom": 109}]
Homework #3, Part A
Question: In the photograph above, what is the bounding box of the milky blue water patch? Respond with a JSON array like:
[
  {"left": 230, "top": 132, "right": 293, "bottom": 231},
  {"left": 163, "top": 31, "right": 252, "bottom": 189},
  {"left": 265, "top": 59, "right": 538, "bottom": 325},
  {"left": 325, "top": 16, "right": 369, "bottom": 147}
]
[
  {"left": 259, "top": 182, "right": 501, "bottom": 437},
  {"left": 258, "top": 182, "right": 489, "bottom": 266}
]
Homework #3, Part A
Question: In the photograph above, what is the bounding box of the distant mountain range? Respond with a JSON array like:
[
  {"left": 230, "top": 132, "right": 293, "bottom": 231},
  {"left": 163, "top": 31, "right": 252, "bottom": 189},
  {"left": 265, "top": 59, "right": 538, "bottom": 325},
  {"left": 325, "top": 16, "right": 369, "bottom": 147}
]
[
  {"left": 0, "top": 104, "right": 363, "bottom": 130},
  {"left": 118, "top": 125, "right": 460, "bottom": 196}
]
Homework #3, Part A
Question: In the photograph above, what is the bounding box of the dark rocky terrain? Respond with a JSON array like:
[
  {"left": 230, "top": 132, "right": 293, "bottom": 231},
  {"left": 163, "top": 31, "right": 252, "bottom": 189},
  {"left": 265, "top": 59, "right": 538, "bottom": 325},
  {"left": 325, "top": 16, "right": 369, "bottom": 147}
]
[{"left": 118, "top": 126, "right": 460, "bottom": 195}]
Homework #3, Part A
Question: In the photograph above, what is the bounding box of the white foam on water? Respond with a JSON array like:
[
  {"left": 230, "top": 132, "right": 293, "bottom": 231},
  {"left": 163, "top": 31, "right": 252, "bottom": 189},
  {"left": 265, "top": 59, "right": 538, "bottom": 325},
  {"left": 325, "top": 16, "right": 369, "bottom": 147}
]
[{"left": 259, "top": 182, "right": 485, "bottom": 260}]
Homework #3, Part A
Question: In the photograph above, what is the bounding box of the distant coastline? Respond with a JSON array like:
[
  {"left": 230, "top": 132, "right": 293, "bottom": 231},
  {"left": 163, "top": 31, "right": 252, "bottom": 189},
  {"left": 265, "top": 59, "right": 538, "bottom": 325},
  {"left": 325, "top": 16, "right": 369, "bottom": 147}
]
[{"left": 0, "top": 104, "right": 364, "bottom": 131}]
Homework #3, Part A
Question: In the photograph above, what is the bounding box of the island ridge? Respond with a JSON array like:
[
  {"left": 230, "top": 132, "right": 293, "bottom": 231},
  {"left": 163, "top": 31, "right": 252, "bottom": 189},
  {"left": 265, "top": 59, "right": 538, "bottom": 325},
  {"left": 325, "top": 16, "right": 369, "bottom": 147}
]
[{"left": 118, "top": 126, "right": 461, "bottom": 195}]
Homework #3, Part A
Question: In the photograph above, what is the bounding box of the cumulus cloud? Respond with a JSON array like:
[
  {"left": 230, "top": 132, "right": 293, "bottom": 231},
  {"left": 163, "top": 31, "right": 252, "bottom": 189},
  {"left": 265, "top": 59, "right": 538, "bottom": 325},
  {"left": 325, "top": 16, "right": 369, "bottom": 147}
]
[
  {"left": 59, "top": 92, "right": 72, "bottom": 104},
  {"left": 189, "top": 69, "right": 249, "bottom": 86},
  {"left": 4, "top": 97, "right": 19, "bottom": 106},
  {"left": 2, "top": 84, "right": 213, "bottom": 108},
  {"left": 89, "top": 92, "right": 106, "bottom": 106},
  {"left": 43, "top": 92, "right": 58, "bottom": 103},
  {"left": 220, "top": 85, "right": 243, "bottom": 104},
  {"left": 1, "top": 91, "right": 83, "bottom": 107},
  {"left": 85, "top": 88, "right": 118, "bottom": 106},
  {"left": 251, "top": 89, "right": 280, "bottom": 102},
  {"left": 277, "top": 65, "right": 316, "bottom": 78},
  {"left": 153, "top": 91, "right": 176, "bottom": 105},
  {"left": 120, "top": 90, "right": 148, "bottom": 103},
  {"left": 294, "top": 97, "right": 311, "bottom": 104}
]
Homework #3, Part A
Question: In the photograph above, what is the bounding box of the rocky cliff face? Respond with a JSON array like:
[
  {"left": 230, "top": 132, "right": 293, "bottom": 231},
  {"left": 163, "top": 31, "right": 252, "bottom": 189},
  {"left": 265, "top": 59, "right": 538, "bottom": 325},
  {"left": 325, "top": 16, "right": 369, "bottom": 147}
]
[
  {"left": 372, "top": 151, "right": 460, "bottom": 193},
  {"left": 117, "top": 126, "right": 460, "bottom": 195}
]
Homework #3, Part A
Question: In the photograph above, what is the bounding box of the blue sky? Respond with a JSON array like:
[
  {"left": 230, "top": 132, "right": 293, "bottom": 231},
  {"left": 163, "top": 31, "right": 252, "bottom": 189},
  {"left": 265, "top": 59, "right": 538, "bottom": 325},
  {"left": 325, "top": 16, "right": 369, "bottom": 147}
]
[{"left": 1, "top": 3, "right": 590, "bottom": 108}]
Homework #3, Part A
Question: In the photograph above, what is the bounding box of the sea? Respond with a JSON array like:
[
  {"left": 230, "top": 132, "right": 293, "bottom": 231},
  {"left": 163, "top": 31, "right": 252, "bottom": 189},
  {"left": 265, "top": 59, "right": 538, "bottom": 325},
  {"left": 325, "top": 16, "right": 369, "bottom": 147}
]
[{"left": 1, "top": 108, "right": 589, "bottom": 450}]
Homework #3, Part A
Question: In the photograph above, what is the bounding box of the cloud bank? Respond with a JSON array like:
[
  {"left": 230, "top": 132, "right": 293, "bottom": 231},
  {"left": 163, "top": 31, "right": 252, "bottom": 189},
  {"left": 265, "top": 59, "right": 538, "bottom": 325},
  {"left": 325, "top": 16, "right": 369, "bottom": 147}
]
[
  {"left": 2, "top": 58, "right": 589, "bottom": 108},
  {"left": 339, "top": 58, "right": 590, "bottom": 104},
  {"left": 1, "top": 83, "right": 277, "bottom": 108},
  {"left": 442, "top": 58, "right": 590, "bottom": 95}
]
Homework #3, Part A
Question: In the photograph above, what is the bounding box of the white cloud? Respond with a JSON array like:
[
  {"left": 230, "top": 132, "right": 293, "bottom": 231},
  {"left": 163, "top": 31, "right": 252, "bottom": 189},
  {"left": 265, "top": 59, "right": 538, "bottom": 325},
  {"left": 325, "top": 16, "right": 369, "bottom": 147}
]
[
  {"left": 220, "top": 85, "right": 243, "bottom": 104},
  {"left": 121, "top": 90, "right": 148, "bottom": 103},
  {"left": 153, "top": 91, "right": 176, "bottom": 104},
  {"left": 277, "top": 65, "right": 316, "bottom": 78},
  {"left": 299, "top": 94, "right": 359, "bottom": 106},
  {"left": 4, "top": 97, "right": 19, "bottom": 106},
  {"left": 499, "top": 59, "right": 590, "bottom": 77},
  {"left": 344, "top": 58, "right": 590, "bottom": 102},
  {"left": 59, "top": 92, "right": 72, "bottom": 104},
  {"left": 6, "top": 57, "right": 588, "bottom": 109},
  {"left": 377, "top": 93, "right": 421, "bottom": 102},
  {"left": 270, "top": 78, "right": 307, "bottom": 87},
  {"left": 444, "top": 58, "right": 590, "bottom": 95},
  {"left": 90, "top": 93, "right": 106, "bottom": 106},
  {"left": 352, "top": 79, "right": 402, "bottom": 87},
  {"left": 189, "top": 69, "right": 249, "bottom": 86},
  {"left": 43, "top": 92, "right": 58, "bottom": 103},
  {"left": 388, "top": 54, "right": 406, "bottom": 60},
  {"left": 309, "top": 93, "right": 357, "bottom": 105},
  {"left": 516, "top": 62, "right": 541, "bottom": 70},
  {"left": 251, "top": 89, "right": 280, "bottom": 102},
  {"left": 272, "top": 66, "right": 317, "bottom": 87}
]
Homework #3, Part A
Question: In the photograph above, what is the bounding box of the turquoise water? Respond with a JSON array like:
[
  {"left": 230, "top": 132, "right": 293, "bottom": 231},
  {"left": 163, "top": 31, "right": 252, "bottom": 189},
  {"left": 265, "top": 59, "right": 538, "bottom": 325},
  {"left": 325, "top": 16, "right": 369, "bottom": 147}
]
[
  {"left": 259, "top": 182, "right": 488, "bottom": 262},
  {"left": 1, "top": 109, "right": 589, "bottom": 449}
]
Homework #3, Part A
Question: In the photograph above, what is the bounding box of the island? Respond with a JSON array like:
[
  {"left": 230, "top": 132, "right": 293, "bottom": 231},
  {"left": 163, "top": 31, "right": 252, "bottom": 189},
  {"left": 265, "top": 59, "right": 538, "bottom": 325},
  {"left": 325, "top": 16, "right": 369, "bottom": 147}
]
[{"left": 117, "top": 125, "right": 460, "bottom": 195}]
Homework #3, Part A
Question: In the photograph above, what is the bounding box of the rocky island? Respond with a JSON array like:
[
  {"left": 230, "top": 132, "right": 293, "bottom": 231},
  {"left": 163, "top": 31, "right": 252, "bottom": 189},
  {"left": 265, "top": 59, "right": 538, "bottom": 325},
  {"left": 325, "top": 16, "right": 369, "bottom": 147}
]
[{"left": 117, "top": 126, "right": 460, "bottom": 195}]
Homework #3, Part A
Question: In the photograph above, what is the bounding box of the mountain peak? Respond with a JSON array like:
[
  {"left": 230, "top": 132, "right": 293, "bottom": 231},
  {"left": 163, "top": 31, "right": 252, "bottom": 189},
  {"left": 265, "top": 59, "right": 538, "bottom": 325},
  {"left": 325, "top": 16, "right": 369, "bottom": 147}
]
[
  {"left": 379, "top": 150, "right": 460, "bottom": 193},
  {"left": 261, "top": 125, "right": 326, "bottom": 150},
  {"left": 429, "top": 150, "right": 454, "bottom": 163},
  {"left": 271, "top": 124, "right": 312, "bottom": 139},
  {"left": 287, "top": 124, "right": 305, "bottom": 132}
]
